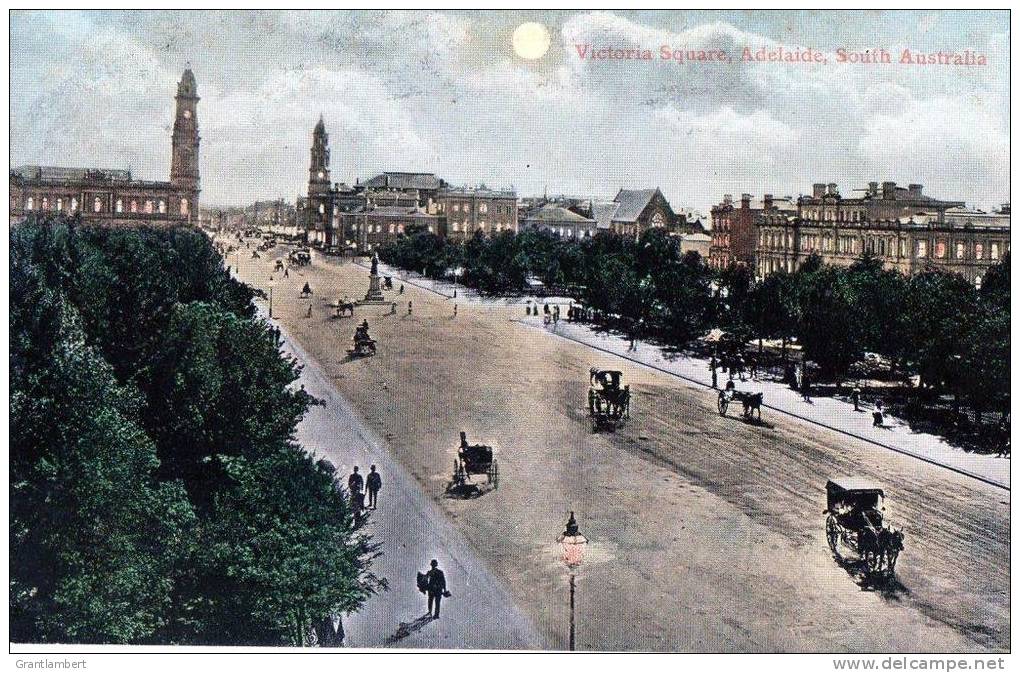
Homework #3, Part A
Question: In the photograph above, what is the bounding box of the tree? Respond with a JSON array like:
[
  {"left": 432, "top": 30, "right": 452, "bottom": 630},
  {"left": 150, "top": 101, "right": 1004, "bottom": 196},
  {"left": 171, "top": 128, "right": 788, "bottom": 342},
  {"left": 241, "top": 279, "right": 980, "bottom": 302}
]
[
  {"left": 902, "top": 268, "right": 978, "bottom": 389},
  {"left": 10, "top": 248, "right": 193, "bottom": 643},
  {"left": 795, "top": 265, "right": 864, "bottom": 380},
  {"left": 747, "top": 269, "right": 799, "bottom": 360}
]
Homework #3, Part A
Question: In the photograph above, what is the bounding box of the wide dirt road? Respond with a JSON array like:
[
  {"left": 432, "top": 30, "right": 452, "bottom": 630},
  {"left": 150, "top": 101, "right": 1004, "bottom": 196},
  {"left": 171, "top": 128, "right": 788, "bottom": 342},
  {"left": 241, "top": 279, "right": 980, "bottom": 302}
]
[{"left": 233, "top": 243, "right": 1008, "bottom": 652}]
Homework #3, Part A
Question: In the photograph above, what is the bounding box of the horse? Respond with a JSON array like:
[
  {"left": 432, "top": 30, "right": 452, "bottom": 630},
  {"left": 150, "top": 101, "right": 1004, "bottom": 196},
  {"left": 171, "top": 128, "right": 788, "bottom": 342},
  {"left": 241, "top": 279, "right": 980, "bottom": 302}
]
[
  {"left": 857, "top": 525, "right": 882, "bottom": 571},
  {"left": 335, "top": 301, "right": 355, "bottom": 318},
  {"left": 879, "top": 528, "right": 905, "bottom": 574},
  {"left": 740, "top": 392, "right": 764, "bottom": 421}
]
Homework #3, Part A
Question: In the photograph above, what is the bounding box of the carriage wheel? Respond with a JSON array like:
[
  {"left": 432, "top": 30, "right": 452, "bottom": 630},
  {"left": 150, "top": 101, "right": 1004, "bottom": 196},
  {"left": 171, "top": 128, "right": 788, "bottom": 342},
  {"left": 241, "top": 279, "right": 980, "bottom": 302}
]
[
  {"left": 825, "top": 516, "right": 839, "bottom": 555},
  {"left": 489, "top": 460, "right": 499, "bottom": 489},
  {"left": 717, "top": 396, "right": 728, "bottom": 416}
]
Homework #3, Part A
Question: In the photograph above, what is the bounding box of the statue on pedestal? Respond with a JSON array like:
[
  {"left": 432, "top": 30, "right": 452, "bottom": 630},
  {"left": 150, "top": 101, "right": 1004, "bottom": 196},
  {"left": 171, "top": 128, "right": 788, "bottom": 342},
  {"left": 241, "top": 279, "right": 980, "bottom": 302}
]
[{"left": 371, "top": 253, "right": 379, "bottom": 276}]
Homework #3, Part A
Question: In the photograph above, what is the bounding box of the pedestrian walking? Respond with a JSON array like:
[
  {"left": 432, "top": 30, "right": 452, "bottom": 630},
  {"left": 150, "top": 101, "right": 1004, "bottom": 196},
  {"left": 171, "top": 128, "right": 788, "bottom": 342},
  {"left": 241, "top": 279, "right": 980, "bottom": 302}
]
[
  {"left": 408, "top": 301, "right": 413, "bottom": 316},
  {"left": 710, "top": 356, "right": 718, "bottom": 389},
  {"left": 284, "top": 266, "right": 289, "bottom": 278},
  {"left": 423, "top": 559, "right": 448, "bottom": 619},
  {"left": 453, "top": 289, "right": 458, "bottom": 298},
  {"left": 851, "top": 387, "right": 862, "bottom": 412},
  {"left": 366, "top": 465, "right": 382, "bottom": 509},
  {"left": 873, "top": 399, "right": 884, "bottom": 427},
  {"left": 306, "top": 302, "right": 313, "bottom": 318},
  {"left": 453, "top": 304, "right": 458, "bottom": 317},
  {"left": 391, "top": 302, "right": 397, "bottom": 315},
  {"left": 348, "top": 466, "right": 364, "bottom": 495}
]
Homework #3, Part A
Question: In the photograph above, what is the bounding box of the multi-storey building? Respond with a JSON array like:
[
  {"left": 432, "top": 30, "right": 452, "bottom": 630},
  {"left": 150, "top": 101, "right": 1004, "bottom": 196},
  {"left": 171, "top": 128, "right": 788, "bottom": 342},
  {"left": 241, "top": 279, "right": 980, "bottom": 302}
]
[
  {"left": 433, "top": 186, "right": 518, "bottom": 241},
  {"left": 755, "top": 181, "right": 1009, "bottom": 286},
  {"left": 709, "top": 193, "right": 796, "bottom": 270},
  {"left": 10, "top": 69, "right": 201, "bottom": 226}
]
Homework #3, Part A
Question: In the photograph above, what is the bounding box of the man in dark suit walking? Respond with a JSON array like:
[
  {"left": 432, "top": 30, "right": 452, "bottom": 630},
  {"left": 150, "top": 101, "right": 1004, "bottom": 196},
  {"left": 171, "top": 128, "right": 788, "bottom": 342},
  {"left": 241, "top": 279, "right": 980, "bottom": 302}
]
[{"left": 425, "top": 559, "right": 447, "bottom": 619}]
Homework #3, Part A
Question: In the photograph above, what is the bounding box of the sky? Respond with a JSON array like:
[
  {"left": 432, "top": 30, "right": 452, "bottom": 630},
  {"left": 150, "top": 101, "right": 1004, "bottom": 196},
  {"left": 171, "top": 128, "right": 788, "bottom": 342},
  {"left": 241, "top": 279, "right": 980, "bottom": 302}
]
[{"left": 9, "top": 10, "right": 1010, "bottom": 213}]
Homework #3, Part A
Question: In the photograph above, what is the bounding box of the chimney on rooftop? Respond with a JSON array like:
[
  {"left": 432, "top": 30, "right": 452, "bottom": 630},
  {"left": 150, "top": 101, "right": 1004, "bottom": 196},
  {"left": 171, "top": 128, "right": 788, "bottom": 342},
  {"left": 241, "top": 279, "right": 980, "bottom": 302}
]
[
  {"left": 868, "top": 182, "right": 879, "bottom": 196},
  {"left": 764, "top": 194, "right": 774, "bottom": 210},
  {"left": 723, "top": 194, "right": 732, "bottom": 205},
  {"left": 813, "top": 183, "right": 826, "bottom": 198},
  {"left": 882, "top": 181, "right": 896, "bottom": 200},
  {"left": 827, "top": 183, "right": 838, "bottom": 196},
  {"left": 741, "top": 193, "right": 752, "bottom": 208},
  {"left": 908, "top": 184, "right": 923, "bottom": 198}
]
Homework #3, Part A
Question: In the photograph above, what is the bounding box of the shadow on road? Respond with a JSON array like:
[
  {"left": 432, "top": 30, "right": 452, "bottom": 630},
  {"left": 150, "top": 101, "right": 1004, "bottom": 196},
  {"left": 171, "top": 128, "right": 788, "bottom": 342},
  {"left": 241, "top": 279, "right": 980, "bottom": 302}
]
[{"left": 385, "top": 614, "right": 434, "bottom": 644}]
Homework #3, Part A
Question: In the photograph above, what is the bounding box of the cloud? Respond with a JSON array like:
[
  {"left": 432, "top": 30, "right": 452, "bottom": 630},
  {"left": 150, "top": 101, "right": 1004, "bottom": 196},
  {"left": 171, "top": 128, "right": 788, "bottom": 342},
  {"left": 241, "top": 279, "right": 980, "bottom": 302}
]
[{"left": 9, "top": 10, "right": 1010, "bottom": 212}]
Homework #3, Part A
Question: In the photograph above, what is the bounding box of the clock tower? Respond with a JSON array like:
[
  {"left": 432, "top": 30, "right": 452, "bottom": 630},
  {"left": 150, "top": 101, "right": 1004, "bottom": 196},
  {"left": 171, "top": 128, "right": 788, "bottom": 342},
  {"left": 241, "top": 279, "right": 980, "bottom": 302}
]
[
  {"left": 309, "top": 115, "right": 331, "bottom": 197},
  {"left": 170, "top": 68, "right": 200, "bottom": 220}
]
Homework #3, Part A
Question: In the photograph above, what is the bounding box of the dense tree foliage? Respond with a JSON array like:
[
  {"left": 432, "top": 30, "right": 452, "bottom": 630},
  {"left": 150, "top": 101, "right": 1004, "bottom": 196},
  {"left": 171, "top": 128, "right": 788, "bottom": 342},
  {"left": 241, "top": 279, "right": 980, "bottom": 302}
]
[{"left": 11, "top": 220, "right": 383, "bottom": 645}]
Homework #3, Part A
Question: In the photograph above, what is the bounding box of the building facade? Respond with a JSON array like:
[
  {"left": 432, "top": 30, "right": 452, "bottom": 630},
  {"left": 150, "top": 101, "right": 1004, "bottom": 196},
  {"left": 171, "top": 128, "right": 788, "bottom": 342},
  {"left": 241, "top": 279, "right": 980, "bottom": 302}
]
[
  {"left": 755, "top": 181, "right": 1009, "bottom": 285},
  {"left": 10, "top": 69, "right": 200, "bottom": 226},
  {"left": 434, "top": 186, "right": 518, "bottom": 241},
  {"left": 597, "top": 188, "right": 682, "bottom": 240},
  {"left": 521, "top": 203, "right": 597, "bottom": 239}
]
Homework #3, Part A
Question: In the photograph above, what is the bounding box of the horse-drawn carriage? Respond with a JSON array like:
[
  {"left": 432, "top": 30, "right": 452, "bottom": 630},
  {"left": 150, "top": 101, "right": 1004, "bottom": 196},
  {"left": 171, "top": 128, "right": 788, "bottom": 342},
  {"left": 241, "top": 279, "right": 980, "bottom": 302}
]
[
  {"left": 349, "top": 320, "right": 377, "bottom": 357},
  {"left": 588, "top": 368, "right": 631, "bottom": 432},
  {"left": 289, "top": 248, "right": 312, "bottom": 266},
  {"left": 717, "top": 382, "right": 763, "bottom": 421},
  {"left": 448, "top": 431, "right": 499, "bottom": 493},
  {"left": 824, "top": 478, "right": 904, "bottom": 575}
]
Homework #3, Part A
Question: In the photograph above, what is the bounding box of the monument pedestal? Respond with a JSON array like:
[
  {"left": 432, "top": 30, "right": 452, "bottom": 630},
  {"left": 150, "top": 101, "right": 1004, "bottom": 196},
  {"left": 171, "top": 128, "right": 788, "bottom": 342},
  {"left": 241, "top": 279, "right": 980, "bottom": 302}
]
[{"left": 360, "top": 273, "right": 388, "bottom": 305}]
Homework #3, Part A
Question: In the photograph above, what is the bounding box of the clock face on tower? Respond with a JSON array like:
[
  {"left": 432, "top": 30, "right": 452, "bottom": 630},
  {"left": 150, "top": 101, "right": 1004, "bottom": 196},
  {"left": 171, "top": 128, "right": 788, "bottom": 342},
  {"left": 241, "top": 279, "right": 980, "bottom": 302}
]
[
  {"left": 318, "top": 171, "right": 324, "bottom": 179},
  {"left": 183, "top": 110, "right": 191, "bottom": 119}
]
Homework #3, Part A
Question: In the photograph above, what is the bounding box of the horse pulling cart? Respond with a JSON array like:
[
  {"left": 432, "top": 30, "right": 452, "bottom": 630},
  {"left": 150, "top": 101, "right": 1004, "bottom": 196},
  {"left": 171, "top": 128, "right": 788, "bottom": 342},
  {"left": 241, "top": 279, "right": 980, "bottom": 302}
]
[
  {"left": 717, "top": 382, "right": 763, "bottom": 421},
  {"left": 448, "top": 431, "right": 499, "bottom": 495},
  {"left": 824, "top": 478, "right": 904, "bottom": 576},
  {"left": 349, "top": 320, "right": 377, "bottom": 357},
  {"left": 588, "top": 368, "right": 631, "bottom": 432}
]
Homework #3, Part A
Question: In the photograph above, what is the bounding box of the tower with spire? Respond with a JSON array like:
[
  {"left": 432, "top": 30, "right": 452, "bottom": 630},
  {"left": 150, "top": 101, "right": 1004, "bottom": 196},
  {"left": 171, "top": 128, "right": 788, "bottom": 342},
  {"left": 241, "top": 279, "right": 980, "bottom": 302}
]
[
  {"left": 309, "top": 115, "right": 331, "bottom": 197},
  {"left": 170, "top": 67, "right": 200, "bottom": 220}
]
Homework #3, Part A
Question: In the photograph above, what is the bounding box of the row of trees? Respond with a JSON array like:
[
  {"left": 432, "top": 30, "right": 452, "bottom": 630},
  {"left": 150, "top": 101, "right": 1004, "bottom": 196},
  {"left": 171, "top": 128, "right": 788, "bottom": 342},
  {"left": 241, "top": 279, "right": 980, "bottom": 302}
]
[
  {"left": 11, "top": 219, "right": 383, "bottom": 644},
  {"left": 380, "top": 227, "right": 1009, "bottom": 422}
]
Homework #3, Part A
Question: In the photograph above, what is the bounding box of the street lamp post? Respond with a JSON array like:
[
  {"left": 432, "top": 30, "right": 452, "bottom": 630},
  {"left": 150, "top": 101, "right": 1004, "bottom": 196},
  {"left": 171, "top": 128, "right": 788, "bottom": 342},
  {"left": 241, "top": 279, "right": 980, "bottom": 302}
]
[
  {"left": 558, "top": 511, "right": 587, "bottom": 651},
  {"left": 268, "top": 276, "right": 275, "bottom": 319}
]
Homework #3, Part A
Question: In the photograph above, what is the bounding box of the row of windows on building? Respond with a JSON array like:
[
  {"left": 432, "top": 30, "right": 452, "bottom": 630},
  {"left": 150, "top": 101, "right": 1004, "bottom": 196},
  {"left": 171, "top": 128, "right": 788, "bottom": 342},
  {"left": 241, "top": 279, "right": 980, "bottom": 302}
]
[
  {"left": 448, "top": 221, "right": 514, "bottom": 233},
  {"left": 442, "top": 201, "right": 515, "bottom": 216},
  {"left": 20, "top": 195, "right": 188, "bottom": 216},
  {"left": 759, "top": 231, "right": 1003, "bottom": 261},
  {"left": 801, "top": 208, "right": 866, "bottom": 223}
]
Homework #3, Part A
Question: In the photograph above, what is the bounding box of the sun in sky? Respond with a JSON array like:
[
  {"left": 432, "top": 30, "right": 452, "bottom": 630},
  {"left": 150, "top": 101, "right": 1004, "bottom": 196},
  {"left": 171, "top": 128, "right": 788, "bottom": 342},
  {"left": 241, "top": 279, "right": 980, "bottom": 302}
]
[{"left": 512, "top": 22, "right": 551, "bottom": 60}]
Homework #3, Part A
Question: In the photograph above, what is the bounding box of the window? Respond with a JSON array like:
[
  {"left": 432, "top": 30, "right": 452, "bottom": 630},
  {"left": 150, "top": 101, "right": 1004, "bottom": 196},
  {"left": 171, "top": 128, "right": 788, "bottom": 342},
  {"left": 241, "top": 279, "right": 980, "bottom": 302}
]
[
  {"left": 916, "top": 240, "right": 927, "bottom": 258},
  {"left": 975, "top": 276, "right": 983, "bottom": 289},
  {"left": 956, "top": 242, "right": 965, "bottom": 259},
  {"left": 159, "top": 200, "right": 166, "bottom": 214},
  {"left": 57, "top": 198, "right": 63, "bottom": 211},
  {"left": 94, "top": 197, "right": 102, "bottom": 213},
  {"left": 145, "top": 200, "right": 154, "bottom": 214},
  {"left": 975, "top": 243, "right": 984, "bottom": 260},
  {"left": 479, "top": 203, "right": 488, "bottom": 214},
  {"left": 991, "top": 243, "right": 1000, "bottom": 260},
  {"left": 71, "top": 198, "right": 77, "bottom": 211},
  {"left": 26, "top": 197, "right": 34, "bottom": 210},
  {"left": 453, "top": 204, "right": 460, "bottom": 212},
  {"left": 479, "top": 220, "right": 486, "bottom": 230},
  {"left": 389, "top": 223, "right": 395, "bottom": 234},
  {"left": 131, "top": 200, "right": 138, "bottom": 213},
  {"left": 42, "top": 197, "right": 49, "bottom": 210},
  {"left": 116, "top": 199, "right": 123, "bottom": 213},
  {"left": 318, "top": 203, "right": 325, "bottom": 214},
  {"left": 935, "top": 241, "right": 946, "bottom": 258},
  {"left": 428, "top": 226, "right": 434, "bottom": 233}
]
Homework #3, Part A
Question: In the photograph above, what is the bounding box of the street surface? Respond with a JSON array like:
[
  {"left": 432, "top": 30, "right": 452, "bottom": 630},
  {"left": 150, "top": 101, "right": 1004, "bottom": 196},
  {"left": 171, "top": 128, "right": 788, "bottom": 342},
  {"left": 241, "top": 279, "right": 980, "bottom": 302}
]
[{"left": 228, "top": 240, "right": 1009, "bottom": 652}]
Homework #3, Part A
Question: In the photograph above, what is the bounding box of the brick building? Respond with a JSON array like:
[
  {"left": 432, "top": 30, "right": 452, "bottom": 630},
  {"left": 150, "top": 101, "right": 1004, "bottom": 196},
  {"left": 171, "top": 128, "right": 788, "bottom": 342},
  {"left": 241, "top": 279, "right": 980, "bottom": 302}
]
[
  {"left": 10, "top": 69, "right": 201, "bottom": 226},
  {"left": 755, "top": 181, "right": 1010, "bottom": 286},
  {"left": 433, "top": 186, "right": 518, "bottom": 241},
  {"left": 709, "top": 193, "right": 796, "bottom": 270}
]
